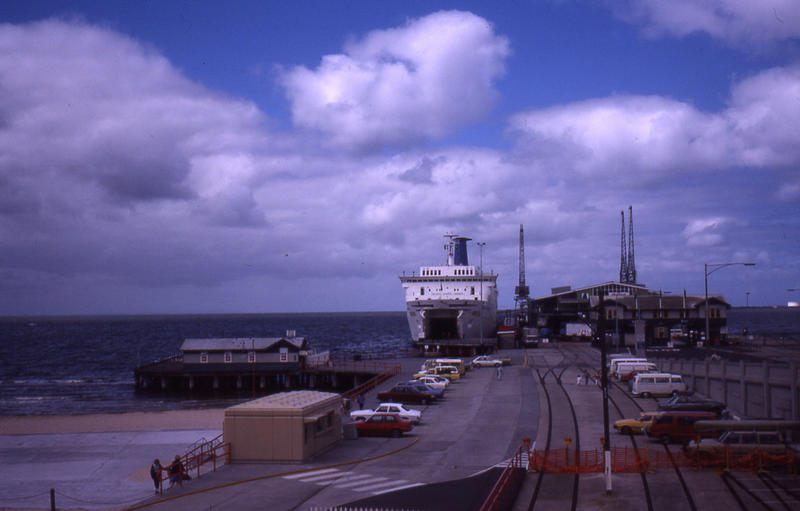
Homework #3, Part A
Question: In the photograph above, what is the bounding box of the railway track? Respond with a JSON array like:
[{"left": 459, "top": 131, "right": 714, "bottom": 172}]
[
  {"left": 523, "top": 344, "right": 800, "bottom": 511},
  {"left": 527, "top": 349, "right": 581, "bottom": 510}
]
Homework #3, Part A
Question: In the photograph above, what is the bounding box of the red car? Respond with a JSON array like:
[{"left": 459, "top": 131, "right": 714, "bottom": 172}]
[{"left": 354, "top": 413, "right": 413, "bottom": 437}]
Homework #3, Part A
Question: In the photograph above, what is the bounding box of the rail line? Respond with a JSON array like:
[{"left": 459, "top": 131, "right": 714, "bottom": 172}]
[{"left": 527, "top": 349, "right": 581, "bottom": 511}]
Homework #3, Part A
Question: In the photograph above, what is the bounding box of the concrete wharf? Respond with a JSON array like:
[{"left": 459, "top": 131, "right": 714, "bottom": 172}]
[{"left": 4, "top": 343, "right": 800, "bottom": 510}]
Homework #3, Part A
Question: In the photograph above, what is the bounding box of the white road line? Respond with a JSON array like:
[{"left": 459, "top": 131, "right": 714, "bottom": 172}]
[
  {"left": 371, "top": 482, "right": 425, "bottom": 495},
  {"left": 298, "top": 472, "right": 350, "bottom": 483},
  {"left": 355, "top": 479, "right": 409, "bottom": 492},
  {"left": 322, "top": 473, "right": 374, "bottom": 484},
  {"left": 334, "top": 476, "right": 388, "bottom": 489},
  {"left": 282, "top": 468, "right": 340, "bottom": 479}
]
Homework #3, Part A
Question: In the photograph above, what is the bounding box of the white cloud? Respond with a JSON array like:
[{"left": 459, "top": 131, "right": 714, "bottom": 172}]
[
  {"left": 508, "top": 95, "right": 727, "bottom": 178},
  {"left": 279, "top": 11, "right": 509, "bottom": 150},
  {"left": 507, "top": 65, "right": 800, "bottom": 179},
  {"left": 681, "top": 217, "right": 732, "bottom": 247},
  {"left": 608, "top": 0, "right": 800, "bottom": 47}
]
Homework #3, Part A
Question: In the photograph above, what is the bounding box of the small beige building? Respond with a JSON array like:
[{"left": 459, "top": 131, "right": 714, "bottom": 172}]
[{"left": 223, "top": 391, "right": 343, "bottom": 462}]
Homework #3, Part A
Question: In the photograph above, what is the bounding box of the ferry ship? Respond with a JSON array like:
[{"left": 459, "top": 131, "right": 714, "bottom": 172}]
[{"left": 399, "top": 235, "right": 498, "bottom": 348}]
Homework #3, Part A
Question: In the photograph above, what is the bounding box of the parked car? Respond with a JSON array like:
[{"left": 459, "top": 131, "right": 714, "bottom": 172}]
[
  {"left": 686, "top": 430, "right": 797, "bottom": 457},
  {"left": 354, "top": 413, "right": 413, "bottom": 437},
  {"left": 471, "top": 355, "right": 504, "bottom": 368},
  {"left": 658, "top": 393, "right": 727, "bottom": 414},
  {"left": 377, "top": 384, "right": 438, "bottom": 404},
  {"left": 408, "top": 382, "right": 445, "bottom": 398},
  {"left": 408, "top": 375, "right": 448, "bottom": 391},
  {"left": 350, "top": 403, "right": 422, "bottom": 424},
  {"left": 643, "top": 411, "right": 720, "bottom": 444},
  {"left": 614, "top": 411, "right": 663, "bottom": 435},
  {"left": 413, "top": 365, "right": 460, "bottom": 381}
]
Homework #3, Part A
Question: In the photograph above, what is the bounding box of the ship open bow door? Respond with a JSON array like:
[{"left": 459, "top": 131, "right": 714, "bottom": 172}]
[{"left": 424, "top": 309, "right": 460, "bottom": 340}]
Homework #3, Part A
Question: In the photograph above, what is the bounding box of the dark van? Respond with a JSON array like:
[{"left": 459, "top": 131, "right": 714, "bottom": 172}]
[{"left": 643, "top": 411, "right": 719, "bottom": 444}]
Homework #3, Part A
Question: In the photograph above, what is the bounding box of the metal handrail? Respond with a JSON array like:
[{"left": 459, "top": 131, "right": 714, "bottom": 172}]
[
  {"left": 157, "top": 435, "right": 230, "bottom": 495},
  {"left": 479, "top": 444, "right": 527, "bottom": 511}
]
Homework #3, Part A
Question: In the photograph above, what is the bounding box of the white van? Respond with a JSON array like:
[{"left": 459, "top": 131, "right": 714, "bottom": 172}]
[
  {"left": 614, "top": 361, "right": 657, "bottom": 380},
  {"left": 608, "top": 357, "right": 648, "bottom": 374},
  {"left": 631, "top": 373, "right": 687, "bottom": 397}
]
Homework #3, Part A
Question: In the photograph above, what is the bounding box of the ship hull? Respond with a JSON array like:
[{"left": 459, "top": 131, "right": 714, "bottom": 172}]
[{"left": 405, "top": 299, "right": 497, "bottom": 344}]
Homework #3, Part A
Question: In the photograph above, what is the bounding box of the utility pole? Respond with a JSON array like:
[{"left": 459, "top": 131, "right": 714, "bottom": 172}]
[
  {"left": 599, "top": 289, "right": 612, "bottom": 492},
  {"left": 478, "top": 242, "right": 486, "bottom": 346}
]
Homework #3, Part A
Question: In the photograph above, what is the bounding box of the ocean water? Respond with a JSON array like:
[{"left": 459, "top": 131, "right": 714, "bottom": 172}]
[
  {"left": 0, "top": 308, "right": 797, "bottom": 417},
  {"left": 0, "top": 312, "right": 410, "bottom": 416}
]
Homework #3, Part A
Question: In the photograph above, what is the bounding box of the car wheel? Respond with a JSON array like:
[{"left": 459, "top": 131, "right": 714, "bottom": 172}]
[
  {"left": 642, "top": 392, "right": 651, "bottom": 398},
  {"left": 392, "top": 429, "right": 401, "bottom": 438},
  {"left": 660, "top": 434, "right": 671, "bottom": 445},
  {"left": 421, "top": 398, "right": 428, "bottom": 405},
  {"left": 621, "top": 426, "right": 632, "bottom": 435},
  {"left": 671, "top": 390, "right": 680, "bottom": 397}
]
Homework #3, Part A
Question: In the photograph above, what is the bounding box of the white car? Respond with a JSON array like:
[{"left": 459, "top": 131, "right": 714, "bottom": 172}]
[
  {"left": 350, "top": 403, "right": 422, "bottom": 424},
  {"left": 411, "top": 375, "right": 449, "bottom": 391},
  {"left": 471, "top": 355, "right": 503, "bottom": 368}
]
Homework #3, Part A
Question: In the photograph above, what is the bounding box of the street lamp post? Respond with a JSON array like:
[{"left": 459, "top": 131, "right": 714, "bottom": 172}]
[
  {"left": 704, "top": 262, "right": 755, "bottom": 346},
  {"left": 477, "top": 242, "right": 486, "bottom": 345}
]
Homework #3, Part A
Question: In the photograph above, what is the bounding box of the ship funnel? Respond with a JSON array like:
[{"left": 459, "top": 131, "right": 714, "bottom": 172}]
[{"left": 453, "top": 237, "right": 471, "bottom": 266}]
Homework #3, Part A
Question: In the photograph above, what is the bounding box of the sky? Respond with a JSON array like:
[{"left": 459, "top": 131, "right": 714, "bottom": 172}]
[{"left": 1, "top": 0, "right": 799, "bottom": 315}]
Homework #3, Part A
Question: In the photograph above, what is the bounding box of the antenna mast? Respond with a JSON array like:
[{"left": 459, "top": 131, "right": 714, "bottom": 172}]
[
  {"left": 627, "top": 205, "right": 636, "bottom": 284},
  {"left": 514, "top": 224, "right": 530, "bottom": 325}
]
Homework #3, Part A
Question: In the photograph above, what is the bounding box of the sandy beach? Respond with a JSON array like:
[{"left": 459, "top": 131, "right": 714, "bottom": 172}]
[{"left": 0, "top": 408, "right": 225, "bottom": 435}]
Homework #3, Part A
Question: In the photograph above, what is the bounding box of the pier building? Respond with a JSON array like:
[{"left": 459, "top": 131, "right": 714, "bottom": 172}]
[
  {"left": 133, "top": 332, "right": 400, "bottom": 396},
  {"left": 529, "top": 282, "right": 731, "bottom": 347}
]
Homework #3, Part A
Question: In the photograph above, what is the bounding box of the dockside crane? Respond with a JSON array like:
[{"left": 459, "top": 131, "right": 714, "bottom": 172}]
[
  {"left": 514, "top": 224, "right": 530, "bottom": 326},
  {"left": 619, "top": 206, "right": 638, "bottom": 284}
]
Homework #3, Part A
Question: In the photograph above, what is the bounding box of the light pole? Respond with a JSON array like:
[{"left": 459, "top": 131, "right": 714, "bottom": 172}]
[
  {"left": 704, "top": 262, "right": 755, "bottom": 346},
  {"left": 477, "top": 242, "right": 486, "bottom": 346}
]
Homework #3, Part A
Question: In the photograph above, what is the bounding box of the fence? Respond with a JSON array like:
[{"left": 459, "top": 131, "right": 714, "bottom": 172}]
[
  {"left": 529, "top": 447, "right": 797, "bottom": 473},
  {"left": 656, "top": 357, "right": 800, "bottom": 420}
]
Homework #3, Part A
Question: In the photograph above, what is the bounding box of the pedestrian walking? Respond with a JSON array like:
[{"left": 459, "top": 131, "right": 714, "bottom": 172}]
[
  {"left": 149, "top": 458, "right": 162, "bottom": 494},
  {"left": 357, "top": 393, "right": 365, "bottom": 409},
  {"left": 496, "top": 365, "right": 503, "bottom": 380},
  {"left": 168, "top": 455, "right": 184, "bottom": 488}
]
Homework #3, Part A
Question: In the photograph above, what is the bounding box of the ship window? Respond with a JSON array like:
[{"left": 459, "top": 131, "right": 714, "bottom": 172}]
[
  {"left": 224, "top": 351, "right": 232, "bottom": 363},
  {"left": 420, "top": 287, "right": 425, "bottom": 295},
  {"left": 200, "top": 352, "right": 208, "bottom": 364},
  {"left": 471, "top": 286, "right": 475, "bottom": 295},
  {"left": 248, "top": 351, "right": 256, "bottom": 363}
]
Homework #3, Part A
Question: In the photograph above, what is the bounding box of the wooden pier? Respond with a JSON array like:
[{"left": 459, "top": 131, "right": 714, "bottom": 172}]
[{"left": 134, "top": 355, "right": 401, "bottom": 395}]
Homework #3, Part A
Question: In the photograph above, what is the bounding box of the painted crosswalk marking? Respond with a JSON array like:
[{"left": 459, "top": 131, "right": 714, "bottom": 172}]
[
  {"left": 283, "top": 468, "right": 339, "bottom": 479},
  {"left": 333, "top": 476, "right": 387, "bottom": 488},
  {"left": 282, "top": 469, "right": 420, "bottom": 495}
]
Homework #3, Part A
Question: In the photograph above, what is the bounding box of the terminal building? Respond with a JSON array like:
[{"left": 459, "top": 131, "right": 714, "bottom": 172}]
[
  {"left": 529, "top": 282, "right": 731, "bottom": 349},
  {"left": 524, "top": 208, "right": 732, "bottom": 349}
]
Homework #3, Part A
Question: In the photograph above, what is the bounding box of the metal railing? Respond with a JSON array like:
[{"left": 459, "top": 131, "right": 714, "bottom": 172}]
[
  {"left": 479, "top": 444, "right": 528, "bottom": 511},
  {"left": 157, "top": 434, "right": 230, "bottom": 495}
]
